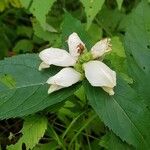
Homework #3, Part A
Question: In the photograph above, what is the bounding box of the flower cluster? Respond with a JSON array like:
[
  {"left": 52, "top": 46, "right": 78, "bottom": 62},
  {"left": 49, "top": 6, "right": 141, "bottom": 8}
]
[{"left": 39, "top": 33, "right": 116, "bottom": 95}]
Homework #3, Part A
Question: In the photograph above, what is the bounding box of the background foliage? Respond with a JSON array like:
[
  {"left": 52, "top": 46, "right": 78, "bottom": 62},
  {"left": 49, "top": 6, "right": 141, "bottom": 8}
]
[{"left": 0, "top": 0, "right": 150, "bottom": 150}]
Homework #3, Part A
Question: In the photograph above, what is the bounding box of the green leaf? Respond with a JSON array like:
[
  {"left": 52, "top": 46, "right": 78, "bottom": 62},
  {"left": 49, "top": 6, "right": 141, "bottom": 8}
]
[
  {"left": 0, "top": 0, "right": 6, "bottom": 12},
  {"left": 124, "top": 0, "right": 150, "bottom": 107},
  {"left": 19, "top": 0, "right": 31, "bottom": 8},
  {"left": 13, "top": 39, "right": 33, "bottom": 53},
  {"left": 100, "top": 131, "right": 132, "bottom": 150},
  {"left": 33, "top": 142, "right": 58, "bottom": 150},
  {"left": 9, "top": 0, "right": 22, "bottom": 8},
  {"left": 97, "top": 6, "right": 125, "bottom": 35},
  {"left": 7, "top": 115, "right": 47, "bottom": 150},
  {"left": 0, "top": 54, "right": 80, "bottom": 119},
  {"left": 87, "top": 23, "right": 102, "bottom": 45},
  {"left": 116, "top": 0, "right": 123, "bottom": 10},
  {"left": 0, "top": 25, "right": 12, "bottom": 59},
  {"left": 32, "top": 19, "right": 60, "bottom": 46},
  {"left": 80, "top": 0, "right": 105, "bottom": 29},
  {"left": 62, "top": 12, "right": 92, "bottom": 50},
  {"left": 32, "top": 19, "right": 52, "bottom": 41},
  {"left": 111, "top": 36, "right": 126, "bottom": 58},
  {"left": 17, "top": 26, "right": 33, "bottom": 38},
  {"left": 20, "top": 0, "right": 56, "bottom": 29},
  {"left": 84, "top": 78, "right": 150, "bottom": 149},
  {"left": 104, "top": 36, "right": 133, "bottom": 84}
]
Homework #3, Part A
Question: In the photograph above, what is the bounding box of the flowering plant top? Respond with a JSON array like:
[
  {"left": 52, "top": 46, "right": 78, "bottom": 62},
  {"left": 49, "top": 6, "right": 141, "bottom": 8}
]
[{"left": 39, "top": 33, "right": 116, "bottom": 95}]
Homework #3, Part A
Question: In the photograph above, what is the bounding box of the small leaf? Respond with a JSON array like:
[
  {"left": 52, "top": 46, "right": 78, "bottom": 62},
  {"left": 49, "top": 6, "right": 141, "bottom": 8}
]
[
  {"left": 33, "top": 142, "right": 58, "bottom": 150},
  {"left": 20, "top": 0, "right": 56, "bottom": 29},
  {"left": 116, "top": 0, "right": 123, "bottom": 10},
  {"left": 32, "top": 19, "right": 60, "bottom": 46},
  {"left": 13, "top": 39, "right": 33, "bottom": 53},
  {"left": 100, "top": 131, "right": 133, "bottom": 150},
  {"left": 80, "top": 0, "right": 105, "bottom": 29},
  {"left": 17, "top": 26, "right": 33, "bottom": 38},
  {"left": 9, "top": 0, "right": 22, "bottom": 8},
  {"left": 7, "top": 115, "right": 47, "bottom": 150},
  {"left": 97, "top": 7, "right": 125, "bottom": 34},
  {"left": 111, "top": 36, "right": 126, "bottom": 58},
  {"left": 0, "top": 0, "right": 6, "bottom": 12},
  {"left": 19, "top": 0, "right": 31, "bottom": 8},
  {"left": 87, "top": 23, "right": 102, "bottom": 45}
]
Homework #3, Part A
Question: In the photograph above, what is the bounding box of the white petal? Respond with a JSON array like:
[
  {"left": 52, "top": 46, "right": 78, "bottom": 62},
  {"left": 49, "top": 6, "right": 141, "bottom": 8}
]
[
  {"left": 47, "top": 67, "right": 81, "bottom": 87},
  {"left": 39, "top": 62, "right": 50, "bottom": 71},
  {"left": 83, "top": 60, "right": 116, "bottom": 94},
  {"left": 102, "top": 87, "right": 115, "bottom": 95},
  {"left": 91, "top": 38, "right": 111, "bottom": 58},
  {"left": 39, "top": 48, "right": 76, "bottom": 67},
  {"left": 48, "top": 85, "right": 63, "bottom": 94},
  {"left": 68, "top": 32, "right": 85, "bottom": 58}
]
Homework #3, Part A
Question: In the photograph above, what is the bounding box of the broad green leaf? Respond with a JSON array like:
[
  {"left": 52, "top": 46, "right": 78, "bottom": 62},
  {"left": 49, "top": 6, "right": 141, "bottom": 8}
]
[
  {"left": 13, "top": 39, "right": 33, "bottom": 53},
  {"left": 84, "top": 78, "right": 150, "bottom": 149},
  {"left": 80, "top": 0, "right": 105, "bottom": 29},
  {"left": 124, "top": 0, "right": 150, "bottom": 107},
  {"left": 62, "top": 12, "right": 92, "bottom": 50},
  {"left": 100, "top": 131, "right": 132, "bottom": 150},
  {"left": 20, "top": 0, "right": 56, "bottom": 29},
  {"left": 0, "top": 54, "right": 80, "bottom": 119},
  {"left": 116, "top": 0, "right": 123, "bottom": 10},
  {"left": 8, "top": 115, "right": 47, "bottom": 150}
]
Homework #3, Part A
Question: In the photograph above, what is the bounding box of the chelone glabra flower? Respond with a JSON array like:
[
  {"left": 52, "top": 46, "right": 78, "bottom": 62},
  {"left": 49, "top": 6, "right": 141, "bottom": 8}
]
[{"left": 39, "top": 32, "right": 116, "bottom": 95}]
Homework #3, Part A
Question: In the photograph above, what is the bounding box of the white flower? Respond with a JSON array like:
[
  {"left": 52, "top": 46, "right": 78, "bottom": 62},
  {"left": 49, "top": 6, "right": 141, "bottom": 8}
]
[
  {"left": 39, "top": 33, "right": 85, "bottom": 70},
  {"left": 39, "top": 32, "right": 116, "bottom": 95},
  {"left": 91, "top": 38, "right": 111, "bottom": 59},
  {"left": 83, "top": 61, "right": 116, "bottom": 95},
  {"left": 46, "top": 68, "right": 81, "bottom": 94}
]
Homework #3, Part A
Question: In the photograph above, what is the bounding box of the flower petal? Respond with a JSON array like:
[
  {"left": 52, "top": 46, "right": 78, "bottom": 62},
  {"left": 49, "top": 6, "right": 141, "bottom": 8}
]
[
  {"left": 48, "top": 85, "right": 63, "bottom": 94},
  {"left": 39, "top": 48, "right": 76, "bottom": 67},
  {"left": 39, "top": 62, "right": 50, "bottom": 71},
  {"left": 102, "top": 87, "right": 115, "bottom": 95},
  {"left": 91, "top": 38, "right": 111, "bottom": 58},
  {"left": 46, "top": 68, "right": 81, "bottom": 93},
  {"left": 68, "top": 32, "right": 85, "bottom": 58},
  {"left": 83, "top": 60, "right": 116, "bottom": 95}
]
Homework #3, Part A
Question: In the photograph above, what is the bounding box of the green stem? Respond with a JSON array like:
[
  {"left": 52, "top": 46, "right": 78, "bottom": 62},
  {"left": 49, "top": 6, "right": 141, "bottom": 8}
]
[
  {"left": 62, "top": 111, "right": 85, "bottom": 139},
  {"left": 68, "top": 114, "right": 97, "bottom": 149}
]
